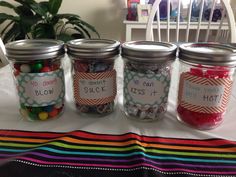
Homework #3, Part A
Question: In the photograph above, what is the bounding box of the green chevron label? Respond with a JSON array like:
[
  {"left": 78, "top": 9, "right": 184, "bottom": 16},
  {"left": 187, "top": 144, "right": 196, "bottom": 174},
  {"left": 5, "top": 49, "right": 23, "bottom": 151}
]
[
  {"left": 17, "top": 69, "right": 65, "bottom": 107},
  {"left": 124, "top": 70, "right": 171, "bottom": 107}
]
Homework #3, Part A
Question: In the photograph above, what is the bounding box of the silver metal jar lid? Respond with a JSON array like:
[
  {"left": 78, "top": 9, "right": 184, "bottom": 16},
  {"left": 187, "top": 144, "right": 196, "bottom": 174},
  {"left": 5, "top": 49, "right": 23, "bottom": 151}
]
[
  {"left": 179, "top": 43, "right": 236, "bottom": 66},
  {"left": 121, "top": 41, "right": 177, "bottom": 63},
  {"left": 66, "top": 39, "right": 120, "bottom": 59},
  {"left": 6, "top": 39, "right": 65, "bottom": 61}
]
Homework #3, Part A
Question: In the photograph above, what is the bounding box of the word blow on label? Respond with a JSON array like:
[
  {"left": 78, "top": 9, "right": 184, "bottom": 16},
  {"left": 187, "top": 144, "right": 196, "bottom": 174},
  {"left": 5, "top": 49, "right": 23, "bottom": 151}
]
[{"left": 17, "top": 69, "right": 65, "bottom": 107}]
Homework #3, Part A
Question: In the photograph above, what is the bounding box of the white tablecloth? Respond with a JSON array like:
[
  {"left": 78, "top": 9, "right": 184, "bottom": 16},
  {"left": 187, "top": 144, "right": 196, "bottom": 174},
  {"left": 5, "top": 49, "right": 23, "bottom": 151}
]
[{"left": 0, "top": 56, "right": 236, "bottom": 141}]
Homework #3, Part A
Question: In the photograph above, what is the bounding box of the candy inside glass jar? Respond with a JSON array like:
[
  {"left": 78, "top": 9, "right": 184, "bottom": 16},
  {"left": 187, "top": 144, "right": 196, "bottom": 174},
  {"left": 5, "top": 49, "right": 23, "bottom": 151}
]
[
  {"left": 121, "top": 41, "right": 177, "bottom": 121},
  {"left": 67, "top": 39, "right": 120, "bottom": 116},
  {"left": 177, "top": 43, "right": 236, "bottom": 130},
  {"left": 6, "top": 39, "right": 65, "bottom": 121}
]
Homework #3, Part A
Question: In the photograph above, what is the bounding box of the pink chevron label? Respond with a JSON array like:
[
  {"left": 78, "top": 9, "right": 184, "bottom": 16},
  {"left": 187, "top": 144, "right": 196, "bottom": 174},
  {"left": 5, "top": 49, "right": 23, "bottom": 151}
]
[
  {"left": 178, "top": 73, "right": 233, "bottom": 114},
  {"left": 73, "top": 70, "right": 116, "bottom": 105}
]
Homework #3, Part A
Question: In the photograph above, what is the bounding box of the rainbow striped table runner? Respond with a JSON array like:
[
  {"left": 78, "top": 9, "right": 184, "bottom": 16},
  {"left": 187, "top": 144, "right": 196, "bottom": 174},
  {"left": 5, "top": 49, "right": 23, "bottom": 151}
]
[{"left": 0, "top": 130, "right": 236, "bottom": 177}]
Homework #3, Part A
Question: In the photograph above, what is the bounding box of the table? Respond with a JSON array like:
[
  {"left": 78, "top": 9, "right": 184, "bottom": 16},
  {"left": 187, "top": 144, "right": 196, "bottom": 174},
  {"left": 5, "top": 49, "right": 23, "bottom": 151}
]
[
  {"left": 124, "top": 20, "right": 230, "bottom": 41},
  {"left": 0, "top": 57, "right": 236, "bottom": 177}
]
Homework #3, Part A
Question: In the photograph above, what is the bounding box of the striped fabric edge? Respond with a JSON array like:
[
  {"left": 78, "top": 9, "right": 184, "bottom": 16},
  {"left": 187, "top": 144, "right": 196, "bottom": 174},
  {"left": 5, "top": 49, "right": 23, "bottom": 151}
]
[{"left": 0, "top": 130, "right": 236, "bottom": 177}]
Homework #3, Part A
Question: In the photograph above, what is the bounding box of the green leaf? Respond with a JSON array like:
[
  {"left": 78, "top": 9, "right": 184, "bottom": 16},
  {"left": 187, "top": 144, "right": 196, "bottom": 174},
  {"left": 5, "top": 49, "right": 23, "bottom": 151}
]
[
  {"left": 0, "top": 21, "right": 14, "bottom": 36},
  {"left": 65, "top": 19, "right": 90, "bottom": 38},
  {"left": 29, "top": 3, "right": 47, "bottom": 17},
  {"left": 15, "top": 32, "right": 28, "bottom": 40},
  {"left": 32, "top": 23, "right": 55, "bottom": 39},
  {"left": 56, "top": 33, "right": 73, "bottom": 42},
  {"left": 48, "top": 0, "right": 62, "bottom": 15},
  {"left": 71, "top": 33, "right": 85, "bottom": 39},
  {"left": 70, "top": 19, "right": 100, "bottom": 38},
  {"left": 3, "top": 23, "right": 21, "bottom": 43},
  {"left": 0, "top": 13, "right": 19, "bottom": 20},
  {"left": 14, "top": 0, "right": 47, "bottom": 17},
  {"left": 66, "top": 18, "right": 99, "bottom": 38},
  {"left": 75, "top": 24, "right": 91, "bottom": 38},
  {"left": 0, "top": 13, "right": 18, "bottom": 22},
  {"left": 39, "top": 2, "right": 49, "bottom": 12},
  {"left": 71, "top": 27, "right": 85, "bottom": 38},
  {"left": 19, "top": 15, "right": 41, "bottom": 34},
  {"left": 0, "top": 1, "right": 16, "bottom": 10},
  {"left": 14, "top": 0, "right": 35, "bottom": 9},
  {"left": 23, "top": 15, "right": 41, "bottom": 26},
  {"left": 0, "top": 1, "right": 26, "bottom": 16},
  {"left": 15, "top": 5, "right": 34, "bottom": 17},
  {"left": 56, "top": 13, "right": 81, "bottom": 19},
  {"left": 14, "top": 0, "right": 36, "bottom": 5},
  {"left": 80, "top": 20, "right": 100, "bottom": 38},
  {"left": 51, "top": 16, "right": 60, "bottom": 26},
  {"left": 0, "top": 0, "right": 99, "bottom": 41}
]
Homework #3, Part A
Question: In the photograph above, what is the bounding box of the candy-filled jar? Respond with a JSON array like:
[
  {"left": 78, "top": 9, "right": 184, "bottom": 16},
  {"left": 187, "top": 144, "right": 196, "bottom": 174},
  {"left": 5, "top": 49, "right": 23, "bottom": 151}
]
[
  {"left": 67, "top": 39, "right": 120, "bottom": 116},
  {"left": 6, "top": 39, "right": 65, "bottom": 121},
  {"left": 177, "top": 43, "right": 236, "bottom": 130},
  {"left": 121, "top": 41, "right": 177, "bottom": 121}
]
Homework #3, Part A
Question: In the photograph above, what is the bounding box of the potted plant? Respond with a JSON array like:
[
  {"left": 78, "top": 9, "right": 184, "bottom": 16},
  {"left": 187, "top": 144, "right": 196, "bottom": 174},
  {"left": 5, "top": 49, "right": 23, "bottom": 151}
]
[{"left": 0, "top": 0, "right": 100, "bottom": 43}]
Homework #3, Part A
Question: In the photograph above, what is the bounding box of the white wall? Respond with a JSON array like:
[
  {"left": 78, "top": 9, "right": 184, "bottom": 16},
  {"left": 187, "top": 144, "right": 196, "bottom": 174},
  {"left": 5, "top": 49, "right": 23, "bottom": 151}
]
[
  {"left": 60, "top": 0, "right": 126, "bottom": 41},
  {"left": 231, "top": 0, "right": 236, "bottom": 18}
]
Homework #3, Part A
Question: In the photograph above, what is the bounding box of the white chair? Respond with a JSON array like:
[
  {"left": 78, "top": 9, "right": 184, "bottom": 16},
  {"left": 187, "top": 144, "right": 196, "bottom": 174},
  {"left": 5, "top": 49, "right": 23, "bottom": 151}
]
[
  {"left": 145, "top": 0, "right": 236, "bottom": 43},
  {"left": 0, "top": 38, "right": 8, "bottom": 66}
]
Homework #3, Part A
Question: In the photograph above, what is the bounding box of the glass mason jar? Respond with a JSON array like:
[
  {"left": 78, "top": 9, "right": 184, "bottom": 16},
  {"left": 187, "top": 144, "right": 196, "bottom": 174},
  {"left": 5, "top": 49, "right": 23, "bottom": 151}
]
[
  {"left": 6, "top": 39, "right": 65, "bottom": 121},
  {"left": 67, "top": 39, "right": 120, "bottom": 116},
  {"left": 121, "top": 41, "right": 177, "bottom": 121},
  {"left": 177, "top": 43, "right": 236, "bottom": 130}
]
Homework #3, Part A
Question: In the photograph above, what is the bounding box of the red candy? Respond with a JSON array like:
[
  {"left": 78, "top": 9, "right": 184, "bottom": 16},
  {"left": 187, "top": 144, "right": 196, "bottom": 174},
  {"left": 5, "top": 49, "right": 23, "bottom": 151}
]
[
  {"left": 48, "top": 108, "right": 58, "bottom": 118},
  {"left": 177, "top": 105, "right": 223, "bottom": 130},
  {"left": 205, "top": 69, "right": 229, "bottom": 79},
  {"left": 190, "top": 65, "right": 230, "bottom": 78},
  {"left": 14, "top": 70, "right": 20, "bottom": 76},
  {"left": 178, "top": 66, "right": 230, "bottom": 130},
  {"left": 14, "top": 64, "right": 21, "bottom": 70},
  {"left": 75, "top": 62, "right": 88, "bottom": 72},
  {"left": 40, "top": 66, "right": 51, "bottom": 72},
  {"left": 51, "top": 64, "right": 60, "bottom": 71},
  {"left": 190, "top": 67, "right": 204, "bottom": 77}
]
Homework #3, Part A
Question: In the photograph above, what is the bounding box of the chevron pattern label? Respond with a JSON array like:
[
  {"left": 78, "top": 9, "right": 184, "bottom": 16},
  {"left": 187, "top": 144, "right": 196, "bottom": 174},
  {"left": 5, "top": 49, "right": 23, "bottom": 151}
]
[
  {"left": 178, "top": 72, "right": 233, "bottom": 114},
  {"left": 73, "top": 70, "right": 116, "bottom": 105}
]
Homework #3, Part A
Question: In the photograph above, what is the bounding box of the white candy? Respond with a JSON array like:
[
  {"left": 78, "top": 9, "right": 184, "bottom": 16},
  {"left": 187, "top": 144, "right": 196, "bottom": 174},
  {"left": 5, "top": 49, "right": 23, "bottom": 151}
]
[
  {"left": 127, "top": 105, "right": 138, "bottom": 115},
  {"left": 20, "top": 64, "right": 31, "bottom": 73},
  {"left": 139, "top": 111, "right": 147, "bottom": 119},
  {"left": 20, "top": 108, "right": 28, "bottom": 118},
  {"left": 144, "top": 104, "right": 151, "bottom": 110},
  {"left": 147, "top": 112, "right": 156, "bottom": 119}
]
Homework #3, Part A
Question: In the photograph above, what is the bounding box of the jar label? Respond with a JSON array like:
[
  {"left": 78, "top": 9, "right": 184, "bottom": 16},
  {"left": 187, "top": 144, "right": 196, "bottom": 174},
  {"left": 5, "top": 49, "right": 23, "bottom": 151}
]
[
  {"left": 74, "top": 70, "right": 117, "bottom": 105},
  {"left": 17, "top": 69, "right": 65, "bottom": 107},
  {"left": 178, "top": 73, "right": 233, "bottom": 113},
  {"left": 124, "top": 70, "right": 171, "bottom": 106}
]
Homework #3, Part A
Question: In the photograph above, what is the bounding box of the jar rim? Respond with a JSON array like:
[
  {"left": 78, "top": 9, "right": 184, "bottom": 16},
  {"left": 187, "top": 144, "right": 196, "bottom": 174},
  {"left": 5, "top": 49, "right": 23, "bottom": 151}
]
[
  {"left": 179, "top": 43, "right": 236, "bottom": 66},
  {"left": 6, "top": 39, "right": 65, "bottom": 60},
  {"left": 67, "top": 39, "right": 120, "bottom": 59},
  {"left": 121, "top": 41, "right": 177, "bottom": 63}
]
